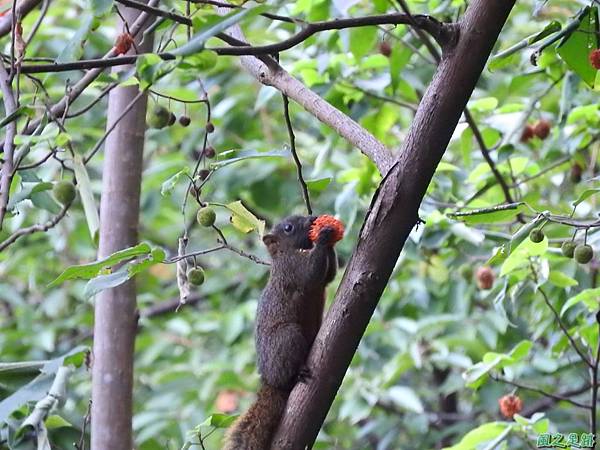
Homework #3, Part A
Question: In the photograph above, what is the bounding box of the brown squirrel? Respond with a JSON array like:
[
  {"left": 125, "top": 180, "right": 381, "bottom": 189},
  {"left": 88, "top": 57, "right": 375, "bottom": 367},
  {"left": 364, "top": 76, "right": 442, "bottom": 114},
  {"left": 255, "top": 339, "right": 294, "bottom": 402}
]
[{"left": 223, "top": 215, "right": 337, "bottom": 450}]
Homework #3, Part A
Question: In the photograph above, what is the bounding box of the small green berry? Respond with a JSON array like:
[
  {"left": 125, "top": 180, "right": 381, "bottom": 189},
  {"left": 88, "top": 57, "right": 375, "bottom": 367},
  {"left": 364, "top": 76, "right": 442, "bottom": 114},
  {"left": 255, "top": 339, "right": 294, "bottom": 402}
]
[
  {"left": 197, "top": 207, "right": 216, "bottom": 227},
  {"left": 574, "top": 244, "right": 594, "bottom": 264},
  {"left": 561, "top": 241, "right": 576, "bottom": 258},
  {"left": 529, "top": 228, "right": 545, "bottom": 243},
  {"left": 147, "top": 105, "right": 170, "bottom": 129},
  {"left": 187, "top": 267, "right": 205, "bottom": 286},
  {"left": 53, "top": 181, "right": 76, "bottom": 205}
]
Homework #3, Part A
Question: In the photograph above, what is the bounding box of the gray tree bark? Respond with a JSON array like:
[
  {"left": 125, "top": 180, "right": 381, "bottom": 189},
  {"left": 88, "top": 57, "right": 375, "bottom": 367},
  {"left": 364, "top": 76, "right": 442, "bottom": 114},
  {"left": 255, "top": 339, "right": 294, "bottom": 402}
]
[
  {"left": 90, "top": 5, "right": 152, "bottom": 450},
  {"left": 271, "top": 0, "right": 517, "bottom": 448}
]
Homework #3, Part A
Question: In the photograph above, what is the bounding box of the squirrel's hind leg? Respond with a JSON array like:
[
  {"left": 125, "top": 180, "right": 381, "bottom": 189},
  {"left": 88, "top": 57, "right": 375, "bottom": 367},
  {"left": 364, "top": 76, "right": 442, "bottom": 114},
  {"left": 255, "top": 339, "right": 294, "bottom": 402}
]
[{"left": 258, "top": 323, "right": 308, "bottom": 390}]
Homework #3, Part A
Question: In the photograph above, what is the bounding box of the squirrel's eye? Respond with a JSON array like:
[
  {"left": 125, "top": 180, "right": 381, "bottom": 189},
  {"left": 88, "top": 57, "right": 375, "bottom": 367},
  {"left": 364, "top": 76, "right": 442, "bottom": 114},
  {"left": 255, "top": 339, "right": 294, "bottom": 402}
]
[{"left": 283, "top": 223, "right": 294, "bottom": 234}]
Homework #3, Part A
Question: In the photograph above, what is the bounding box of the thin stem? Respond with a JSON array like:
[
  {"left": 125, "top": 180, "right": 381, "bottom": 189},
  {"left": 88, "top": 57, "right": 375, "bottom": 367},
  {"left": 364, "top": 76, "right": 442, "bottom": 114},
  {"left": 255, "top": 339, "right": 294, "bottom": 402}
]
[
  {"left": 491, "top": 374, "right": 591, "bottom": 409},
  {"left": 83, "top": 90, "right": 146, "bottom": 164},
  {"left": 0, "top": 201, "right": 71, "bottom": 252},
  {"left": 464, "top": 109, "right": 515, "bottom": 205},
  {"left": 537, "top": 283, "right": 593, "bottom": 369},
  {"left": 0, "top": 60, "right": 18, "bottom": 230},
  {"left": 282, "top": 94, "right": 311, "bottom": 215},
  {"left": 591, "top": 320, "right": 600, "bottom": 438}
]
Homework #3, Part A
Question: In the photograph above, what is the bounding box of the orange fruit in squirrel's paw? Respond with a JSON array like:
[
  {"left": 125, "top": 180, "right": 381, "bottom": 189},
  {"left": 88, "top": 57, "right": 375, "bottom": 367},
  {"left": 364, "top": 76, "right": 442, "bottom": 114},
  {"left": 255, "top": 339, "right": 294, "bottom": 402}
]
[{"left": 309, "top": 215, "right": 345, "bottom": 244}]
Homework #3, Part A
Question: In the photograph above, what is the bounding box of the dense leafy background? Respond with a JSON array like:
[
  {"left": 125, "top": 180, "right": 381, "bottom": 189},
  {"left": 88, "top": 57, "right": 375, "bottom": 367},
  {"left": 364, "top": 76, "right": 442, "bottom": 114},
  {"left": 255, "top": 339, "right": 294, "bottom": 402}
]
[{"left": 1, "top": 0, "right": 599, "bottom": 449}]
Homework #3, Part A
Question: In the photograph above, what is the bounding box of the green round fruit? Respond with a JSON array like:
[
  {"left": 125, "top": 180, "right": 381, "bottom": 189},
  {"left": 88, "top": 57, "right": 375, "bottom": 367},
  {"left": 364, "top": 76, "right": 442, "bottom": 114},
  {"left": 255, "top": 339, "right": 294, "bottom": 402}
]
[
  {"left": 529, "top": 228, "right": 545, "bottom": 243},
  {"left": 187, "top": 267, "right": 205, "bottom": 286},
  {"left": 574, "top": 244, "right": 594, "bottom": 264},
  {"left": 561, "top": 241, "right": 576, "bottom": 258},
  {"left": 53, "top": 181, "right": 76, "bottom": 205},
  {"left": 148, "top": 105, "right": 170, "bottom": 129},
  {"left": 197, "top": 207, "right": 216, "bottom": 227}
]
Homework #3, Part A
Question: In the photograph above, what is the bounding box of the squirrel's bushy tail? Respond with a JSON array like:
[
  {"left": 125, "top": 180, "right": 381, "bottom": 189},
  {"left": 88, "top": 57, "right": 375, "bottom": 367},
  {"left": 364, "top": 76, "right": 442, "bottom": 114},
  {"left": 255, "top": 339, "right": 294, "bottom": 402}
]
[{"left": 223, "top": 384, "right": 287, "bottom": 450}]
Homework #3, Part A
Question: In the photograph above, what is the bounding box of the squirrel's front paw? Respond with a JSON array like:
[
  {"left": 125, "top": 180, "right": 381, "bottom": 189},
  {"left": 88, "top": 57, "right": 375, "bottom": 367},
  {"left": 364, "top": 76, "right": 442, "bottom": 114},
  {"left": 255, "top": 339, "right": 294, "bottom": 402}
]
[
  {"left": 317, "top": 226, "right": 335, "bottom": 246},
  {"left": 296, "top": 365, "right": 312, "bottom": 384}
]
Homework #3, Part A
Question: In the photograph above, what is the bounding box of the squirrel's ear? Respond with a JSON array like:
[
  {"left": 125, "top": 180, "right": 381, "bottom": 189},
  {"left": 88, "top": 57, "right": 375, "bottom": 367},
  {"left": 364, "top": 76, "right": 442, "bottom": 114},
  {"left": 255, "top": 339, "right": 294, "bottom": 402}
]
[{"left": 262, "top": 233, "right": 278, "bottom": 248}]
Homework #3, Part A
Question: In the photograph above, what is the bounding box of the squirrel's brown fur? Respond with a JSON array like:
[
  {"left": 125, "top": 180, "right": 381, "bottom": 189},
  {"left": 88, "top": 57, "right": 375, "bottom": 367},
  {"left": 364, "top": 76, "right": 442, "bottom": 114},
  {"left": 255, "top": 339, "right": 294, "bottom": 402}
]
[{"left": 223, "top": 215, "right": 337, "bottom": 450}]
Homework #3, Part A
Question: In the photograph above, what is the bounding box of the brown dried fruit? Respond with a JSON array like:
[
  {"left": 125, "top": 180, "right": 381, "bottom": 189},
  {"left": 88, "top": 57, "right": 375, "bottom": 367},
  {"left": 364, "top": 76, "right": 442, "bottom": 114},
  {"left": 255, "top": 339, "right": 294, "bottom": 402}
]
[
  {"left": 499, "top": 394, "right": 522, "bottom": 418},
  {"left": 590, "top": 49, "right": 600, "bottom": 70},
  {"left": 520, "top": 124, "right": 534, "bottom": 143},
  {"left": 379, "top": 41, "right": 392, "bottom": 57},
  {"left": 475, "top": 266, "right": 494, "bottom": 290},
  {"left": 115, "top": 33, "right": 135, "bottom": 55},
  {"left": 533, "top": 119, "right": 551, "bottom": 140}
]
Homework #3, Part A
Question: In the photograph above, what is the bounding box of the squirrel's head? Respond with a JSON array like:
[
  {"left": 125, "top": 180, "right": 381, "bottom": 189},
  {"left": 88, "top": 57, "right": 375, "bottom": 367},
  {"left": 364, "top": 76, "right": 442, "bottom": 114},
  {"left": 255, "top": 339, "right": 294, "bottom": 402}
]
[{"left": 262, "top": 215, "right": 316, "bottom": 256}]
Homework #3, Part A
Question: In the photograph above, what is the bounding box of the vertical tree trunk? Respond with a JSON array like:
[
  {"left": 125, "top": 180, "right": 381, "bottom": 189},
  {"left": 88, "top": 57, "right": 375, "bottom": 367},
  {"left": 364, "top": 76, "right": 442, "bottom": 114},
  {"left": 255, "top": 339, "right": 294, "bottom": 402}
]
[
  {"left": 271, "top": 1, "right": 517, "bottom": 448},
  {"left": 90, "top": 6, "right": 152, "bottom": 450}
]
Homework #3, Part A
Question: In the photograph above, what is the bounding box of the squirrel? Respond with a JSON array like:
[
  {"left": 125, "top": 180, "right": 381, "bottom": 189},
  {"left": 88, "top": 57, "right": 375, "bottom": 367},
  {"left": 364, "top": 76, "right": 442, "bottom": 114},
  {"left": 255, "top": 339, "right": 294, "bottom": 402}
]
[{"left": 223, "top": 215, "right": 337, "bottom": 450}]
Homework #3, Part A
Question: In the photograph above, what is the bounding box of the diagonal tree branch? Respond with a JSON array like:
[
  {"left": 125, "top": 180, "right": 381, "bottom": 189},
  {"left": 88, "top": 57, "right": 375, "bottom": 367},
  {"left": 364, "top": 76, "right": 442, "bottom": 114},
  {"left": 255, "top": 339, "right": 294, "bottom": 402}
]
[
  {"left": 270, "top": 1, "right": 517, "bottom": 447},
  {"left": 217, "top": 12, "right": 394, "bottom": 175}
]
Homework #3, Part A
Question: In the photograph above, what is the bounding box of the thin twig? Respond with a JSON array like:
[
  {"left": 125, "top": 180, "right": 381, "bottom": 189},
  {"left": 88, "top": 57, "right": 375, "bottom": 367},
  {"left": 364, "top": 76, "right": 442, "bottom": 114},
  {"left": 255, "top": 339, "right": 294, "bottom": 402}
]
[
  {"left": 0, "top": 201, "right": 71, "bottom": 252},
  {"left": 590, "top": 319, "right": 600, "bottom": 436},
  {"left": 536, "top": 282, "right": 593, "bottom": 369},
  {"left": 0, "top": 60, "right": 18, "bottom": 230},
  {"left": 282, "top": 94, "right": 311, "bottom": 215},
  {"left": 491, "top": 374, "right": 591, "bottom": 409},
  {"left": 464, "top": 109, "right": 515, "bottom": 205},
  {"left": 83, "top": 90, "right": 146, "bottom": 164}
]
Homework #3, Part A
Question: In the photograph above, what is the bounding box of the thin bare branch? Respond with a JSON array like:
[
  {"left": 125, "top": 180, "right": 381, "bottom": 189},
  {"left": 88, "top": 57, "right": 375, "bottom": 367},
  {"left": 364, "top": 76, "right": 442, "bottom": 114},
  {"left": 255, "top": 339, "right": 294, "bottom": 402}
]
[
  {"left": 0, "top": 60, "right": 18, "bottom": 229},
  {"left": 282, "top": 94, "right": 311, "bottom": 215}
]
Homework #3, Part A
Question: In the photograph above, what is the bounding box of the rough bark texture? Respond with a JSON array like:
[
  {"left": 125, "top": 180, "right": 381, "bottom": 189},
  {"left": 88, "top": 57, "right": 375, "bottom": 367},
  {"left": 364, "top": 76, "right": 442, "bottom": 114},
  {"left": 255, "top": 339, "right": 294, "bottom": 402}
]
[
  {"left": 271, "top": 1, "right": 517, "bottom": 448},
  {"left": 90, "top": 5, "right": 152, "bottom": 450}
]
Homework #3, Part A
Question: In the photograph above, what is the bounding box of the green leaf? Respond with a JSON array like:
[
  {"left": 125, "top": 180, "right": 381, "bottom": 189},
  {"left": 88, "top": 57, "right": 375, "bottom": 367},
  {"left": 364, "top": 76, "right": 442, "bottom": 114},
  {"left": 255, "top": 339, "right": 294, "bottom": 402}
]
[
  {"left": 500, "top": 236, "right": 548, "bottom": 277},
  {"left": 55, "top": 132, "right": 71, "bottom": 147},
  {"left": 45, "top": 415, "right": 72, "bottom": 430},
  {"left": 171, "top": 7, "right": 266, "bottom": 57},
  {"left": 223, "top": 201, "right": 265, "bottom": 236},
  {"left": 178, "top": 50, "right": 218, "bottom": 71},
  {"left": 56, "top": 14, "right": 94, "bottom": 64},
  {"left": 49, "top": 242, "right": 152, "bottom": 287},
  {"left": 136, "top": 54, "right": 178, "bottom": 90},
  {"left": 0, "top": 105, "right": 35, "bottom": 129},
  {"left": 560, "top": 287, "right": 600, "bottom": 317},
  {"left": 489, "top": 20, "right": 562, "bottom": 71},
  {"left": 306, "top": 177, "right": 332, "bottom": 192},
  {"left": 556, "top": 7, "right": 599, "bottom": 88},
  {"left": 386, "top": 386, "right": 424, "bottom": 414},
  {"left": 209, "top": 149, "right": 287, "bottom": 169},
  {"left": 468, "top": 97, "right": 498, "bottom": 113},
  {"left": 548, "top": 271, "right": 578, "bottom": 288},
  {"left": 390, "top": 45, "right": 412, "bottom": 93},
  {"left": 92, "top": 0, "right": 113, "bottom": 17},
  {"left": 448, "top": 203, "right": 526, "bottom": 225},
  {"left": 73, "top": 155, "right": 100, "bottom": 243},
  {"left": 200, "top": 413, "right": 238, "bottom": 428},
  {"left": 349, "top": 26, "right": 377, "bottom": 61},
  {"left": 572, "top": 188, "right": 600, "bottom": 208},
  {"left": 160, "top": 167, "right": 190, "bottom": 196},
  {"left": 443, "top": 423, "right": 510, "bottom": 450},
  {"left": 83, "top": 268, "right": 130, "bottom": 299}
]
